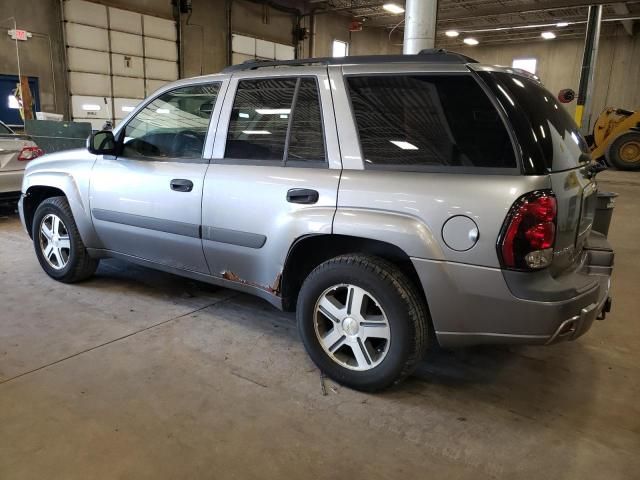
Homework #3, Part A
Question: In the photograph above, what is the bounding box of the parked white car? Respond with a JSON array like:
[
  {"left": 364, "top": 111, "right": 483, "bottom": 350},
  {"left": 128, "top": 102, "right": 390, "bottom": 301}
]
[{"left": 0, "top": 120, "right": 43, "bottom": 202}]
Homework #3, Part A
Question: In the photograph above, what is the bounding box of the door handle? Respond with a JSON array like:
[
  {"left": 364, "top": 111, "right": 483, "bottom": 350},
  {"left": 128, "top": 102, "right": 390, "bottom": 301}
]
[
  {"left": 287, "top": 188, "right": 319, "bottom": 204},
  {"left": 170, "top": 179, "right": 194, "bottom": 192}
]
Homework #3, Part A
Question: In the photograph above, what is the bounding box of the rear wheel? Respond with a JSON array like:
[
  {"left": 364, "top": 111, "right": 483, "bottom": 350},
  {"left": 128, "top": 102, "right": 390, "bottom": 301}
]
[
  {"left": 297, "top": 254, "right": 429, "bottom": 392},
  {"left": 608, "top": 131, "right": 640, "bottom": 171},
  {"left": 32, "top": 196, "right": 98, "bottom": 282}
]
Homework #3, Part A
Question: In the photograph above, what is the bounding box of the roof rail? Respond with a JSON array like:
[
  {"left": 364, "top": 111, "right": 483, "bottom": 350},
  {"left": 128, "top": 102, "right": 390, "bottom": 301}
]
[{"left": 222, "top": 49, "right": 478, "bottom": 73}]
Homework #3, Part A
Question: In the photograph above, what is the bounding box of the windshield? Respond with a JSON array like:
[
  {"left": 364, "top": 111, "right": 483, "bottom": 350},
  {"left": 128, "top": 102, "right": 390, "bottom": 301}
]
[{"left": 479, "top": 71, "right": 590, "bottom": 173}]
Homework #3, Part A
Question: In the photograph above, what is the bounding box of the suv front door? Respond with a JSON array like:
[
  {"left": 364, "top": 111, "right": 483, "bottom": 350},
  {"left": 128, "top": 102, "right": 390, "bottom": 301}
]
[
  {"left": 90, "top": 81, "right": 224, "bottom": 273},
  {"left": 202, "top": 68, "right": 341, "bottom": 294}
]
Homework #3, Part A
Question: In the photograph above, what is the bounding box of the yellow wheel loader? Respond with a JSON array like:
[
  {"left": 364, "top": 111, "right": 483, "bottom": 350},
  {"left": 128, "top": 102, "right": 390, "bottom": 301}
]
[{"left": 589, "top": 108, "right": 640, "bottom": 171}]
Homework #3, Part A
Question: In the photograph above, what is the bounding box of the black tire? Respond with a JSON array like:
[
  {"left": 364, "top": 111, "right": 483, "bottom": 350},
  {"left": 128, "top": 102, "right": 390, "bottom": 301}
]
[
  {"left": 32, "top": 196, "right": 99, "bottom": 283},
  {"left": 607, "top": 131, "right": 640, "bottom": 171},
  {"left": 297, "top": 254, "right": 429, "bottom": 392}
]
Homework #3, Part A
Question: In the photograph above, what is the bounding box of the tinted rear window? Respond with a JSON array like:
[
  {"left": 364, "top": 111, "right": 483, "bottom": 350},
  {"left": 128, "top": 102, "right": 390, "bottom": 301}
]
[
  {"left": 481, "top": 72, "right": 589, "bottom": 172},
  {"left": 347, "top": 75, "right": 517, "bottom": 170}
]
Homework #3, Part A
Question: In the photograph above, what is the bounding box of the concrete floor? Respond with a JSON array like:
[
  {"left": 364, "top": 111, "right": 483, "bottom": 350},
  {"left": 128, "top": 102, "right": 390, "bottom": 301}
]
[{"left": 1, "top": 170, "right": 639, "bottom": 479}]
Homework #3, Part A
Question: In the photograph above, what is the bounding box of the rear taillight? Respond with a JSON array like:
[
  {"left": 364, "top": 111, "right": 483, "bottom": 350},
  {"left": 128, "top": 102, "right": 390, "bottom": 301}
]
[
  {"left": 17, "top": 146, "right": 44, "bottom": 161},
  {"left": 498, "top": 191, "right": 557, "bottom": 270}
]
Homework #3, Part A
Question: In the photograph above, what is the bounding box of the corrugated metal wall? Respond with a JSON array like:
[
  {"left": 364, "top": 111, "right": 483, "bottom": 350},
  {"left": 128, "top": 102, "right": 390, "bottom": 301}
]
[{"left": 63, "top": 0, "right": 178, "bottom": 129}]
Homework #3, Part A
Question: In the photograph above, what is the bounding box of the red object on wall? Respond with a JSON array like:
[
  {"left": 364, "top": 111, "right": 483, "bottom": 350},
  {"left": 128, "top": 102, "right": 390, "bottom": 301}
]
[{"left": 349, "top": 20, "right": 363, "bottom": 32}]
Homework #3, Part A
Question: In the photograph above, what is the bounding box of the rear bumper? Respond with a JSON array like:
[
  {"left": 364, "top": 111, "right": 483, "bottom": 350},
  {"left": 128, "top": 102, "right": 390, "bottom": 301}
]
[
  {"left": 0, "top": 170, "right": 23, "bottom": 196},
  {"left": 413, "top": 231, "right": 613, "bottom": 348}
]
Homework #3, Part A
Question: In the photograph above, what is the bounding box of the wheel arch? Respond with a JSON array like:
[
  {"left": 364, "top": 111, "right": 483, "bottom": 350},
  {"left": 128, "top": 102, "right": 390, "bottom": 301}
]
[
  {"left": 280, "top": 234, "right": 428, "bottom": 313},
  {"left": 22, "top": 172, "right": 99, "bottom": 247}
]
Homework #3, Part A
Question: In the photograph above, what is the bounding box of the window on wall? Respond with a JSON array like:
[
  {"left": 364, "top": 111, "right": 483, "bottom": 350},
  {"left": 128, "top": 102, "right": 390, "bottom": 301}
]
[
  {"left": 347, "top": 75, "right": 516, "bottom": 170},
  {"left": 332, "top": 40, "right": 349, "bottom": 58},
  {"left": 512, "top": 58, "right": 537, "bottom": 74},
  {"left": 122, "top": 83, "right": 220, "bottom": 159},
  {"left": 225, "top": 77, "right": 326, "bottom": 164}
]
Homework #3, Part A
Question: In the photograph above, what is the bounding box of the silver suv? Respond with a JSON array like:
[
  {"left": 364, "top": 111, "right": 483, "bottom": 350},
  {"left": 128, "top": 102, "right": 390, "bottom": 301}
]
[{"left": 19, "top": 51, "right": 614, "bottom": 391}]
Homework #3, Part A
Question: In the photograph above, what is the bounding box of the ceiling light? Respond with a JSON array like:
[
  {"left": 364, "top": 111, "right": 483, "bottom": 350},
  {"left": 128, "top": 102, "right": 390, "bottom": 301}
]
[
  {"left": 383, "top": 3, "right": 405, "bottom": 14},
  {"left": 255, "top": 108, "right": 291, "bottom": 115},
  {"left": 463, "top": 37, "right": 479, "bottom": 46},
  {"left": 81, "top": 104, "right": 101, "bottom": 111},
  {"left": 445, "top": 30, "right": 459, "bottom": 37},
  {"left": 556, "top": 22, "right": 569, "bottom": 27},
  {"left": 390, "top": 140, "right": 419, "bottom": 150},
  {"left": 541, "top": 31, "right": 556, "bottom": 39},
  {"left": 156, "top": 108, "right": 170, "bottom": 114},
  {"left": 121, "top": 106, "right": 135, "bottom": 112},
  {"left": 242, "top": 130, "right": 271, "bottom": 135}
]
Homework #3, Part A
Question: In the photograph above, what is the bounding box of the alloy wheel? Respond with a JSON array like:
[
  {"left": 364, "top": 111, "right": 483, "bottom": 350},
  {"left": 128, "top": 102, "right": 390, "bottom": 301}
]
[
  {"left": 39, "top": 213, "right": 71, "bottom": 270},
  {"left": 313, "top": 284, "right": 391, "bottom": 371}
]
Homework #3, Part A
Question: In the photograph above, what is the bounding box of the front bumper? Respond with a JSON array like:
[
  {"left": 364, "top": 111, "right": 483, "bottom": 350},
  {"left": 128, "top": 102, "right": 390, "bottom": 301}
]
[{"left": 412, "top": 231, "right": 614, "bottom": 348}]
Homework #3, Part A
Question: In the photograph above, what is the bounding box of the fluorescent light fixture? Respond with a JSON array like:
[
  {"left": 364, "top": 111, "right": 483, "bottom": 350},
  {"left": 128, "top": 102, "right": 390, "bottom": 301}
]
[
  {"left": 242, "top": 130, "right": 271, "bottom": 135},
  {"left": 239, "top": 112, "right": 250, "bottom": 118},
  {"left": 383, "top": 3, "right": 405, "bottom": 14},
  {"left": 255, "top": 108, "right": 291, "bottom": 115},
  {"left": 445, "top": 30, "right": 459, "bottom": 38},
  {"left": 156, "top": 108, "right": 170, "bottom": 114},
  {"left": 82, "top": 104, "right": 101, "bottom": 111},
  {"left": 8, "top": 95, "right": 19, "bottom": 109},
  {"left": 541, "top": 31, "right": 556, "bottom": 39},
  {"left": 390, "top": 140, "right": 419, "bottom": 150},
  {"left": 121, "top": 106, "right": 135, "bottom": 112},
  {"left": 463, "top": 37, "right": 479, "bottom": 46},
  {"left": 556, "top": 22, "right": 569, "bottom": 27},
  {"left": 280, "top": 114, "right": 288, "bottom": 119}
]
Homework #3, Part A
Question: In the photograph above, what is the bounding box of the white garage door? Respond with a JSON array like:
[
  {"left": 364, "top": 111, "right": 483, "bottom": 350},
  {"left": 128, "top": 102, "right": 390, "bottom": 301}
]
[
  {"left": 63, "top": 0, "right": 179, "bottom": 129},
  {"left": 231, "top": 34, "right": 295, "bottom": 66}
]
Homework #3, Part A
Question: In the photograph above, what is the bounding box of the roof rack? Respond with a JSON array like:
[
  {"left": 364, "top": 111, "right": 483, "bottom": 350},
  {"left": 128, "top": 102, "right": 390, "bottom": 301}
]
[{"left": 222, "top": 49, "right": 478, "bottom": 73}]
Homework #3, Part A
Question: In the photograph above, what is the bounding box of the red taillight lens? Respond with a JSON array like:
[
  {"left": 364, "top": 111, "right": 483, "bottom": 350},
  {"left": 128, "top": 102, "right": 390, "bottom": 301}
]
[
  {"left": 498, "top": 191, "right": 557, "bottom": 270},
  {"left": 17, "top": 146, "right": 44, "bottom": 161}
]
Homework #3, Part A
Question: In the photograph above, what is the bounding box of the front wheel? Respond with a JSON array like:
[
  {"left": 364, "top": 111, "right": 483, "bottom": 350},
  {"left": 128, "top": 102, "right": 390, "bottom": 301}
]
[
  {"left": 297, "top": 255, "right": 429, "bottom": 392},
  {"left": 32, "top": 196, "right": 99, "bottom": 283}
]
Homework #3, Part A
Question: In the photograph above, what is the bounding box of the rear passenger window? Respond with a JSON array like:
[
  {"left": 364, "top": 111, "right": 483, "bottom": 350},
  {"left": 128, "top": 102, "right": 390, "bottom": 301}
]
[
  {"left": 347, "top": 75, "right": 516, "bottom": 170},
  {"left": 225, "top": 77, "right": 326, "bottom": 164}
]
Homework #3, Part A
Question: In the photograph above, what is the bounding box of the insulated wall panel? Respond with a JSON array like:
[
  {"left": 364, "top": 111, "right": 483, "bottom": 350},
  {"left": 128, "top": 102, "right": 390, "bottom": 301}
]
[
  {"left": 113, "top": 76, "right": 145, "bottom": 98},
  {"left": 110, "top": 31, "right": 144, "bottom": 56},
  {"left": 143, "top": 15, "right": 177, "bottom": 41},
  {"left": 65, "top": 23, "right": 109, "bottom": 51},
  {"left": 67, "top": 48, "right": 110, "bottom": 74},
  {"left": 108, "top": 7, "right": 142, "bottom": 34},
  {"left": 64, "top": 0, "right": 108, "bottom": 28},
  {"left": 114, "top": 98, "right": 141, "bottom": 119},
  {"left": 111, "top": 54, "right": 144, "bottom": 78},
  {"left": 68, "top": 72, "right": 111, "bottom": 96},
  {"left": 145, "top": 59, "right": 178, "bottom": 81},
  {"left": 71, "top": 95, "right": 111, "bottom": 119},
  {"left": 144, "top": 37, "right": 178, "bottom": 62},
  {"left": 145, "top": 79, "right": 169, "bottom": 94}
]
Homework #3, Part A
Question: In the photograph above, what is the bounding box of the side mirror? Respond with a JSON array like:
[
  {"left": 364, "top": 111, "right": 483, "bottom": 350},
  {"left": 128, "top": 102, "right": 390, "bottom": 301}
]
[{"left": 87, "top": 130, "right": 116, "bottom": 155}]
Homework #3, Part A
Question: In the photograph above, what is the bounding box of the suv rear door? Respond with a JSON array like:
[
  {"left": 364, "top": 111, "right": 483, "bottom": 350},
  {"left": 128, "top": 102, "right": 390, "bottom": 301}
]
[{"left": 201, "top": 67, "right": 341, "bottom": 293}]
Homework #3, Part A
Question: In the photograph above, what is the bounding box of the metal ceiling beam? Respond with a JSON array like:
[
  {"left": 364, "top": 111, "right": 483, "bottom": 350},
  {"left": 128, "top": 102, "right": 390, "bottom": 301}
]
[
  {"left": 438, "top": 1, "right": 627, "bottom": 21},
  {"left": 612, "top": 2, "right": 634, "bottom": 35}
]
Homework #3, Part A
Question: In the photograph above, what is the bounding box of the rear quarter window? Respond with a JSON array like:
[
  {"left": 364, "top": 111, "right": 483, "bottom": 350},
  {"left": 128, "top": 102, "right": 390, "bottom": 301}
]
[
  {"left": 478, "top": 71, "right": 590, "bottom": 173},
  {"left": 346, "top": 74, "right": 517, "bottom": 171}
]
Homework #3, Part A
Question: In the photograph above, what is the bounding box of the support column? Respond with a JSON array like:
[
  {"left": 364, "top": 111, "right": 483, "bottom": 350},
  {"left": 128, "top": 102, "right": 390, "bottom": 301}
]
[
  {"left": 575, "top": 5, "right": 603, "bottom": 133},
  {"left": 403, "top": 0, "right": 438, "bottom": 54}
]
